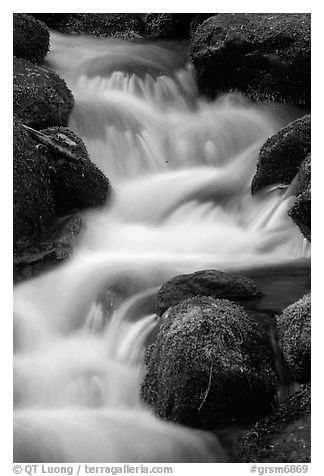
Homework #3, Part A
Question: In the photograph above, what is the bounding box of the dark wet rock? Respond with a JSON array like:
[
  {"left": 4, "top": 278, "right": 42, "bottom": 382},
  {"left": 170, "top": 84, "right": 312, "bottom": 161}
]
[
  {"left": 13, "top": 14, "right": 49, "bottom": 64},
  {"left": 156, "top": 269, "right": 261, "bottom": 316},
  {"left": 189, "top": 14, "right": 218, "bottom": 38},
  {"left": 289, "top": 155, "right": 311, "bottom": 242},
  {"left": 40, "top": 127, "right": 110, "bottom": 215},
  {"left": 236, "top": 384, "right": 311, "bottom": 462},
  {"left": 189, "top": 13, "right": 310, "bottom": 107},
  {"left": 145, "top": 13, "right": 194, "bottom": 39},
  {"left": 13, "top": 118, "right": 55, "bottom": 253},
  {"left": 14, "top": 215, "right": 84, "bottom": 283},
  {"left": 13, "top": 57, "right": 74, "bottom": 129},
  {"left": 142, "top": 296, "right": 277, "bottom": 429},
  {"left": 277, "top": 294, "right": 311, "bottom": 384},
  {"left": 251, "top": 115, "right": 311, "bottom": 195},
  {"left": 30, "top": 13, "right": 145, "bottom": 39}
]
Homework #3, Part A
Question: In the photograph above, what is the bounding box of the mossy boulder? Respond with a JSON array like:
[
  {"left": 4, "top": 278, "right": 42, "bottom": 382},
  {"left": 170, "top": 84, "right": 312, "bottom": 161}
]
[
  {"left": 13, "top": 57, "right": 74, "bottom": 129},
  {"left": 142, "top": 296, "right": 277, "bottom": 429},
  {"left": 13, "top": 13, "right": 49, "bottom": 64},
  {"left": 156, "top": 269, "right": 261, "bottom": 316},
  {"left": 289, "top": 155, "right": 311, "bottom": 242},
  {"left": 189, "top": 13, "right": 310, "bottom": 106},
  {"left": 13, "top": 118, "right": 55, "bottom": 253},
  {"left": 237, "top": 384, "right": 311, "bottom": 462},
  {"left": 40, "top": 127, "right": 110, "bottom": 215},
  {"left": 277, "top": 294, "right": 311, "bottom": 384},
  {"left": 189, "top": 14, "right": 218, "bottom": 38},
  {"left": 251, "top": 115, "right": 311, "bottom": 195},
  {"left": 30, "top": 13, "right": 145, "bottom": 38},
  {"left": 145, "top": 13, "right": 194, "bottom": 39}
]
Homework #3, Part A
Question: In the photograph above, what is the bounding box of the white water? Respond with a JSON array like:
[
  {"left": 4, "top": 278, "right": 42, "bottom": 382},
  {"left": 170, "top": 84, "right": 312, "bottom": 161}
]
[{"left": 13, "top": 33, "right": 310, "bottom": 463}]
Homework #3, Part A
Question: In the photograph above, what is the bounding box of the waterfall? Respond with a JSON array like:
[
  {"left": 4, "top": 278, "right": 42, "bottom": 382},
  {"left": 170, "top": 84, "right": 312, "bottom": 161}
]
[{"left": 13, "top": 32, "right": 310, "bottom": 463}]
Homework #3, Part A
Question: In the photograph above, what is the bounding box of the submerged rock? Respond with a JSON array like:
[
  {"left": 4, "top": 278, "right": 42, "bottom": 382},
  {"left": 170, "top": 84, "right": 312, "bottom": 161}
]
[
  {"left": 142, "top": 296, "right": 277, "bottom": 429},
  {"left": 156, "top": 269, "right": 261, "bottom": 316},
  {"left": 13, "top": 118, "right": 55, "bottom": 253},
  {"left": 13, "top": 215, "right": 84, "bottom": 283},
  {"left": 237, "top": 384, "right": 311, "bottom": 462},
  {"left": 40, "top": 127, "right": 111, "bottom": 215},
  {"left": 189, "top": 13, "right": 310, "bottom": 106},
  {"left": 13, "top": 57, "right": 74, "bottom": 129},
  {"left": 289, "top": 155, "right": 311, "bottom": 242},
  {"left": 30, "top": 13, "right": 145, "bottom": 38},
  {"left": 277, "top": 294, "right": 311, "bottom": 384},
  {"left": 145, "top": 13, "right": 194, "bottom": 39},
  {"left": 251, "top": 115, "right": 311, "bottom": 195},
  {"left": 13, "top": 13, "right": 49, "bottom": 64}
]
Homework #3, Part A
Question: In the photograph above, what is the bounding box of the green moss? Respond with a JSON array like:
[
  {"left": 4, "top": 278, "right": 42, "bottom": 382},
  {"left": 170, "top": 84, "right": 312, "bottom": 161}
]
[
  {"left": 277, "top": 294, "right": 311, "bottom": 384},
  {"left": 251, "top": 115, "right": 311, "bottom": 195},
  {"left": 40, "top": 127, "right": 111, "bottom": 214},
  {"left": 13, "top": 117, "right": 55, "bottom": 253},
  {"left": 189, "top": 13, "right": 310, "bottom": 106},
  {"left": 13, "top": 57, "right": 74, "bottom": 129},
  {"left": 142, "top": 296, "right": 277, "bottom": 429},
  {"left": 13, "top": 13, "right": 49, "bottom": 64},
  {"left": 236, "top": 384, "right": 310, "bottom": 462}
]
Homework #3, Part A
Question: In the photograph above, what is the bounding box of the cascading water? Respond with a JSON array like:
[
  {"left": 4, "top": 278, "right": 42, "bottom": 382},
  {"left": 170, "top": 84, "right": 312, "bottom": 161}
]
[{"left": 13, "top": 32, "right": 311, "bottom": 463}]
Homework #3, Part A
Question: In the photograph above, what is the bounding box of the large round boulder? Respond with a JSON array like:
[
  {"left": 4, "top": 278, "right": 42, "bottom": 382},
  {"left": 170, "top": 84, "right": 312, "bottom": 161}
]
[
  {"left": 277, "top": 294, "right": 311, "bottom": 384},
  {"left": 237, "top": 384, "right": 311, "bottom": 462},
  {"left": 13, "top": 14, "right": 49, "bottom": 64},
  {"left": 13, "top": 57, "right": 74, "bottom": 129},
  {"left": 142, "top": 296, "right": 277, "bottom": 429},
  {"left": 251, "top": 115, "right": 311, "bottom": 195},
  {"left": 40, "top": 127, "right": 111, "bottom": 214},
  {"left": 289, "top": 155, "right": 311, "bottom": 242},
  {"left": 13, "top": 118, "right": 55, "bottom": 253},
  {"left": 30, "top": 13, "right": 145, "bottom": 38},
  {"left": 189, "top": 13, "right": 310, "bottom": 106},
  {"left": 145, "top": 13, "right": 194, "bottom": 39},
  {"left": 156, "top": 269, "right": 261, "bottom": 316}
]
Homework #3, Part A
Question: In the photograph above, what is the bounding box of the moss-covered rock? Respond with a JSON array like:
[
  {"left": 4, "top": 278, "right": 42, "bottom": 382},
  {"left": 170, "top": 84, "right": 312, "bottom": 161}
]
[
  {"left": 13, "top": 215, "right": 84, "bottom": 283},
  {"left": 13, "top": 118, "right": 55, "bottom": 253},
  {"left": 142, "top": 296, "right": 277, "bottom": 429},
  {"left": 156, "top": 269, "right": 261, "bottom": 316},
  {"left": 251, "top": 115, "right": 311, "bottom": 195},
  {"left": 289, "top": 155, "right": 311, "bottom": 242},
  {"left": 189, "top": 14, "right": 218, "bottom": 38},
  {"left": 189, "top": 13, "right": 310, "bottom": 106},
  {"left": 145, "top": 13, "right": 194, "bottom": 39},
  {"left": 13, "top": 14, "right": 49, "bottom": 64},
  {"left": 40, "top": 127, "right": 110, "bottom": 214},
  {"left": 13, "top": 57, "right": 74, "bottom": 129},
  {"left": 237, "top": 384, "right": 310, "bottom": 462},
  {"left": 277, "top": 294, "right": 311, "bottom": 384},
  {"left": 30, "top": 13, "right": 145, "bottom": 38}
]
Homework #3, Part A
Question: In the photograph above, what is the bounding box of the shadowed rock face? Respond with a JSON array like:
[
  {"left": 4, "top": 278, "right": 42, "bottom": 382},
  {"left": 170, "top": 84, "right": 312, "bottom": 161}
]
[
  {"left": 142, "top": 296, "right": 277, "bottom": 429},
  {"left": 251, "top": 115, "right": 311, "bottom": 195},
  {"left": 13, "top": 118, "right": 55, "bottom": 253},
  {"left": 189, "top": 13, "right": 310, "bottom": 107},
  {"left": 13, "top": 57, "right": 74, "bottom": 130},
  {"left": 156, "top": 269, "right": 261, "bottom": 316},
  {"left": 289, "top": 155, "right": 311, "bottom": 242},
  {"left": 145, "top": 13, "right": 195, "bottom": 39},
  {"left": 237, "top": 384, "right": 311, "bottom": 463},
  {"left": 277, "top": 294, "right": 311, "bottom": 384},
  {"left": 13, "top": 13, "right": 49, "bottom": 64}
]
